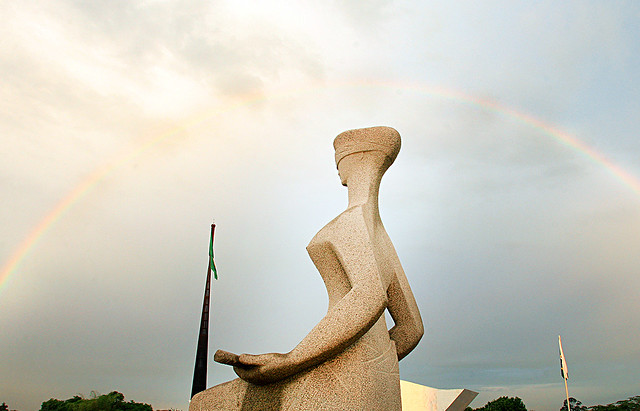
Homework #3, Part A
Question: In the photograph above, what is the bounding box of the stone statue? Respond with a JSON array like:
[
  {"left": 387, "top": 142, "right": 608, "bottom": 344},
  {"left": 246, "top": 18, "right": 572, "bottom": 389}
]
[{"left": 190, "top": 126, "right": 424, "bottom": 410}]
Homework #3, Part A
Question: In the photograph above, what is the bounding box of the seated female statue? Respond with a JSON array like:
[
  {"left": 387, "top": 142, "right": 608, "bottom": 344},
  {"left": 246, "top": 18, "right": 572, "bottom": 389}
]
[{"left": 190, "top": 126, "right": 423, "bottom": 410}]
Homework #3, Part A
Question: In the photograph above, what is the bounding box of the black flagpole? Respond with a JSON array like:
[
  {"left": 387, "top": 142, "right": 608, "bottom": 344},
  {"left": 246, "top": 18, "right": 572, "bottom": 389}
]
[{"left": 191, "top": 223, "right": 215, "bottom": 399}]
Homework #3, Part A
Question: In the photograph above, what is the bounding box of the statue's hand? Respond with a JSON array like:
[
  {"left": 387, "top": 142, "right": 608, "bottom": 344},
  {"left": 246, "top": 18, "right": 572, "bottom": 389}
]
[{"left": 233, "top": 352, "right": 298, "bottom": 385}]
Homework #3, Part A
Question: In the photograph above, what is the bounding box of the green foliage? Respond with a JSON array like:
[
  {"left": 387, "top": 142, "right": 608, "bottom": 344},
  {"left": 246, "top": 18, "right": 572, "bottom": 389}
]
[
  {"left": 41, "top": 398, "right": 69, "bottom": 411},
  {"left": 468, "top": 396, "right": 528, "bottom": 411},
  {"left": 39, "top": 392, "right": 152, "bottom": 411},
  {"left": 1, "top": 403, "right": 9, "bottom": 411},
  {"left": 466, "top": 394, "right": 640, "bottom": 411},
  {"left": 584, "top": 395, "right": 640, "bottom": 411},
  {"left": 561, "top": 397, "right": 588, "bottom": 411}
]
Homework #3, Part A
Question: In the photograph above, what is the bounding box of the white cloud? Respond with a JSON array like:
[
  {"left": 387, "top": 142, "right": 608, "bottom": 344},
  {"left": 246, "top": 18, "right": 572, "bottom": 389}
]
[{"left": 2, "top": 2, "right": 640, "bottom": 410}]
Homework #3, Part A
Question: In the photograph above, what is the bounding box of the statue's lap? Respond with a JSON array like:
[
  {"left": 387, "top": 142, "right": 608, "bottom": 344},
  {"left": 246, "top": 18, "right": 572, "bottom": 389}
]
[{"left": 190, "top": 334, "right": 401, "bottom": 410}]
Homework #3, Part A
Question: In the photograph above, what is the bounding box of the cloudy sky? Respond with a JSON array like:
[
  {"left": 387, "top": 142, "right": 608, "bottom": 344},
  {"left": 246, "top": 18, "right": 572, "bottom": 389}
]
[{"left": 2, "top": 1, "right": 639, "bottom": 410}]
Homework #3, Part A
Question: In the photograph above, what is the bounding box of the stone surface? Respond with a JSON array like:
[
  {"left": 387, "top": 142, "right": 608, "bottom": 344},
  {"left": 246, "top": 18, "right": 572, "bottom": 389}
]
[
  {"left": 190, "top": 126, "right": 424, "bottom": 410},
  {"left": 400, "top": 380, "right": 478, "bottom": 411}
]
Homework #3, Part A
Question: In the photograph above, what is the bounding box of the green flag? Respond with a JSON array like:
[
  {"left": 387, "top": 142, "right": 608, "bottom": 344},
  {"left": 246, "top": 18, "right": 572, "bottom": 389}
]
[{"left": 209, "top": 229, "right": 217, "bottom": 280}]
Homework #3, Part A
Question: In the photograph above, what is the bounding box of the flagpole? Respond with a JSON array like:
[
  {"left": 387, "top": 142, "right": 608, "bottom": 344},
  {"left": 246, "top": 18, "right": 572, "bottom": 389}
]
[
  {"left": 564, "top": 377, "right": 570, "bottom": 411},
  {"left": 559, "top": 335, "right": 570, "bottom": 411},
  {"left": 191, "top": 223, "right": 216, "bottom": 399}
]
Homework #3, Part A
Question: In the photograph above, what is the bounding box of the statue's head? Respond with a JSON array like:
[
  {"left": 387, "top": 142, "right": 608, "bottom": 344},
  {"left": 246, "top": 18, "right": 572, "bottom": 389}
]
[
  {"left": 333, "top": 126, "right": 401, "bottom": 186},
  {"left": 334, "top": 126, "right": 401, "bottom": 168}
]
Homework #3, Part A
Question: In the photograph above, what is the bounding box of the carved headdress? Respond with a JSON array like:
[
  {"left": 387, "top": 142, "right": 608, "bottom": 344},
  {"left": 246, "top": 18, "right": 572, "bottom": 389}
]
[{"left": 333, "top": 126, "right": 401, "bottom": 167}]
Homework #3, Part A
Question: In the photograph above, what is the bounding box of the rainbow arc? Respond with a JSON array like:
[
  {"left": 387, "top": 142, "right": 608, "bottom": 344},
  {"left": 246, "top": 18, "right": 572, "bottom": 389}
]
[{"left": 2, "top": 80, "right": 639, "bottom": 294}]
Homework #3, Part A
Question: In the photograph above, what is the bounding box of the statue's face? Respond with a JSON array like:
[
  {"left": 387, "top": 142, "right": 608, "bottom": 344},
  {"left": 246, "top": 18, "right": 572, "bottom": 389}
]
[
  {"left": 338, "top": 166, "right": 348, "bottom": 186},
  {"left": 336, "top": 160, "right": 347, "bottom": 186},
  {"left": 336, "top": 152, "right": 359, "bottom": 187}
]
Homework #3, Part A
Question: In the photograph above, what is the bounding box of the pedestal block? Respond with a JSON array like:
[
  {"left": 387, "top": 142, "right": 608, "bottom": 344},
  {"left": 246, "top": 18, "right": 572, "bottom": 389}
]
[{"left": 401, "top": 380, "right": 478, "bottom": 411}]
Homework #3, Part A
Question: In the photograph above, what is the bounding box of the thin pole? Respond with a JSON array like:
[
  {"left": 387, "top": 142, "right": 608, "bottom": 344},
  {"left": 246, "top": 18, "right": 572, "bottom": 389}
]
[
  {"left": 191, "top": 223, "right": 215, "bottom": 399},
  {"left": 564, "top": 378, "right": 571, "bottom": 411},
  {"left": 559, "top": 335, "right": 571, "bottom": 411}
]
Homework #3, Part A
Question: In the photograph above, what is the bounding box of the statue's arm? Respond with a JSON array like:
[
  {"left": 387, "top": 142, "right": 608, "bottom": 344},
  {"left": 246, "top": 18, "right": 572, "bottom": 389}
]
[
  {"left": 386, "top": 253, "right": 424, "bottom": 360},
  {"left": 233, "top": 211, "right": 387, "bottom": 385},
  {"left": 288, "top": 224, "right": 388, "bottom": 364}
]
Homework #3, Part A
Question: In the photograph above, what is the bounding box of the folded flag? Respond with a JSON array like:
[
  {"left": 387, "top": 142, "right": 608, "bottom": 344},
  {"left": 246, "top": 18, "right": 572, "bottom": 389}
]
[
  {"left": 559, "top": 335, "right": 569, "bottom": 380},
  {"left": 209, "top": 226, "right": 217, "bottom": 280}
]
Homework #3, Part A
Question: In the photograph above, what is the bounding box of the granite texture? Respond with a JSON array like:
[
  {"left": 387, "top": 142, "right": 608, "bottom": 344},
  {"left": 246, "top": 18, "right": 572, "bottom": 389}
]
[{"left": 190, "top": 126, "right": 424, "bottom": 410}]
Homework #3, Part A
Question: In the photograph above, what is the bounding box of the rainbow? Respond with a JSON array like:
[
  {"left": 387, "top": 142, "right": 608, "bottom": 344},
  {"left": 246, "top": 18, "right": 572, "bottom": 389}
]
[{"left": 1, "top": 80, "right": 639, "bottom": 294}]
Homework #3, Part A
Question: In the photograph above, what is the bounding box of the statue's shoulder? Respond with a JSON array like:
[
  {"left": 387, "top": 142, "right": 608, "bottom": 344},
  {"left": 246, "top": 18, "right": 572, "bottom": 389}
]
[
  {"left": 308, "top": 206, "right": 366, "bottom": 249},
  {"left": 335, "top": 205, "right": 366, "bottom": 227}
]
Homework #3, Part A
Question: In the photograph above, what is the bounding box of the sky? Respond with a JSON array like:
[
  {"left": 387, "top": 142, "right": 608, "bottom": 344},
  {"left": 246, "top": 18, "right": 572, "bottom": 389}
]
[{"left": 1, "top": 1, "right": 639, "bottom": 410}]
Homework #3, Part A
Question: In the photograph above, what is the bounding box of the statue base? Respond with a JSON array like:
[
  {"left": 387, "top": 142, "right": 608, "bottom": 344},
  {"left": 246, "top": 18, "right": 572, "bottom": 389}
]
[{"left": 400, "top": 380, "right": 478, "bottom": 411}]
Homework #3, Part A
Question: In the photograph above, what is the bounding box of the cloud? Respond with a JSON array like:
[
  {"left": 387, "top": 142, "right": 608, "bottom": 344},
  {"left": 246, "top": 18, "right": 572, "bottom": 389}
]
[{"left": 2, "top": 2, "right": 640, "bottom": 411}]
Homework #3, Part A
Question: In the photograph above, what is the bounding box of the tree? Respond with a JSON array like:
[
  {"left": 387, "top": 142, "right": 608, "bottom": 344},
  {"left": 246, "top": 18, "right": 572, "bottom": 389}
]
[
  {"left": 472, "top": 396, "right": 528, "bottom": 411},
  {"left": 1, "top": 403, "right": 9, "bottom": 411},
  {"left": 40, "top": 391, "right": 151, "bottom": 411},
  {"left": 589, "top": 395, "right": 640, "bottom": 411},
  {"left": 40, "top": 398, "right": 70, "bottom": 411},
  {"left": 561, "top": 397, "right": 588, "bottom": 411}
]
